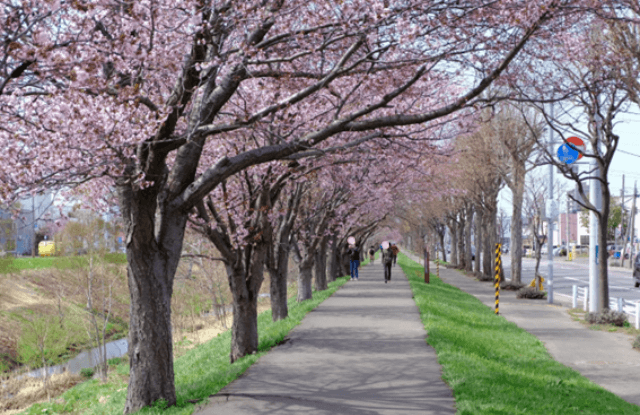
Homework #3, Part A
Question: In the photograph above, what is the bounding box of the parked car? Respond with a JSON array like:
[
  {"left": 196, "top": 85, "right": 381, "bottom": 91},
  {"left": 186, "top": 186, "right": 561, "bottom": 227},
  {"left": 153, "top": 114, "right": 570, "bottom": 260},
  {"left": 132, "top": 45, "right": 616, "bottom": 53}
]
[
  {"left": 633, "top": 253, "right": 640, "bottom": 288},
  {"left": 552, "top": 247, "right": 567, "bottom": 256},
  {"left": 608, "top": 245, "right": 628, "bottom": 259}
]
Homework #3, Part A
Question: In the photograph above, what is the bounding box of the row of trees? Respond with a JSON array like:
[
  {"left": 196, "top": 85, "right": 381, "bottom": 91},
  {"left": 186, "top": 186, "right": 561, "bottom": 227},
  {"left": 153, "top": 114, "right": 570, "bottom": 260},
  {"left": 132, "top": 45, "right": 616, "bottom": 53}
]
[
  {"left": 400, "top": 6, "right": 640, "bottom": 312},
  {"left": 1, "top": 1, "right": 635, "bottom": 412}
]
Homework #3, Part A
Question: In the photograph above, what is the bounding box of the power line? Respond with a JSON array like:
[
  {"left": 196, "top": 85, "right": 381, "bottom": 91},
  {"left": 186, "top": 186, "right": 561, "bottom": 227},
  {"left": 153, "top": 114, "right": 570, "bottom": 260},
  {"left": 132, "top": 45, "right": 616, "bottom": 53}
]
[{"left": 618, "top": 149, "right": 640, "bottom": 158}]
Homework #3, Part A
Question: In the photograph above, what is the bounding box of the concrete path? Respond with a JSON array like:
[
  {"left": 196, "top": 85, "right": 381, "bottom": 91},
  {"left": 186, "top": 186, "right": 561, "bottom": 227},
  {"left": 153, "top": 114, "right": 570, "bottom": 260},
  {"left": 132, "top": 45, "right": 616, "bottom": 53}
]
[
  {"left": 404, "top": 250, "right": 640, "bottom": 407},
  {"left": 193, "top": 262, "right": 457, "bottom": 415}
]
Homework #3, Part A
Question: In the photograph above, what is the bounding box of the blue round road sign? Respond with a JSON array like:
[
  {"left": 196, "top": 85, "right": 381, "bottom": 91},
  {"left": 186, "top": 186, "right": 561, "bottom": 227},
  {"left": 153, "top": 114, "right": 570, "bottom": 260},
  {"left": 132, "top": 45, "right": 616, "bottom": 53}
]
[{"left": 557, "top": 143, "right": 579, "bottom": 164}]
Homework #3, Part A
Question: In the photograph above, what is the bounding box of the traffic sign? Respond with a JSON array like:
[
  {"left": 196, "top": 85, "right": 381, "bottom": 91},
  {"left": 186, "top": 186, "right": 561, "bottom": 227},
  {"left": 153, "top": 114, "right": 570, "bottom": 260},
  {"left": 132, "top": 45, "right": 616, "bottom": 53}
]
[
  {"left": 557, "top": 136, "right": 586, "bottom": 164},
  {"left": 566, "top": 136, "right": 585, "bottom": 159},
  {"left": 557, "top": 143, "right": 579, "bottom": 164}
]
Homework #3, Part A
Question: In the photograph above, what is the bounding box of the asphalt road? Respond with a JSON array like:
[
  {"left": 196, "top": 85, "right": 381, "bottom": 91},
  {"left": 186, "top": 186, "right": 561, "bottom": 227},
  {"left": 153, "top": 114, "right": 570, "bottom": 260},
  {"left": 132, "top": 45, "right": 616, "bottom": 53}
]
[{"left": 497, "top": 255, "right": 640, "bottom": 304}]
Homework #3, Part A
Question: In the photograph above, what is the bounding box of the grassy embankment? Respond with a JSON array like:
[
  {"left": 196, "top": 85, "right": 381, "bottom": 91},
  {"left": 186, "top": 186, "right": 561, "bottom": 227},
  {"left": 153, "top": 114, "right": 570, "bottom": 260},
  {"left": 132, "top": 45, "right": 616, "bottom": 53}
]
[
  {"left": 0, "top": 254, "right": 130, "bottom": 374},
  {"left": 12, "top": 274, "right": 350, "bottom": 415},
  {"left": 399, "top": 253, "right": 640, "bottom": 415}
]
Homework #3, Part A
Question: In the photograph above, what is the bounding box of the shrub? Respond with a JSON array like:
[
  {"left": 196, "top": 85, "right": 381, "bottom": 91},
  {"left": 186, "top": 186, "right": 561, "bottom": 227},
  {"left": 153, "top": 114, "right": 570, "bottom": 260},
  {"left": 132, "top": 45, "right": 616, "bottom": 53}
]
[
  {"left": 501, "top": 281, "right": 525, "bottom": 291},
  {"left": 585, "top": 309, "right": 628, "bottom": 327},
  {"left": 107, "top": 356, "right": 126, "bottom": 366},
  {"left": 0, "top": 256, "right": 16, "bottom": 274},
  {"left": 516, "top": 287, "right": 547, "bottom": 299},
  {"left": 476, "top": 272, "right": 494, "bottom": 282},
  {"left": 633, "top": 335, "right": 640, "bottom": 350},
  {"left": 80, "top": 367, "right": 95, "bottom": 378}
]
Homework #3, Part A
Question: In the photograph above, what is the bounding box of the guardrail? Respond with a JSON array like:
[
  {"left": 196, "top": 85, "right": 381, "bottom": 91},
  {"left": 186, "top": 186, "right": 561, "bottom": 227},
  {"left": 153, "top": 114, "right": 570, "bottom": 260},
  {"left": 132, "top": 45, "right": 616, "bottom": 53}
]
[{"left": 572, "top": 285, "right": 640, "bottom": 329}]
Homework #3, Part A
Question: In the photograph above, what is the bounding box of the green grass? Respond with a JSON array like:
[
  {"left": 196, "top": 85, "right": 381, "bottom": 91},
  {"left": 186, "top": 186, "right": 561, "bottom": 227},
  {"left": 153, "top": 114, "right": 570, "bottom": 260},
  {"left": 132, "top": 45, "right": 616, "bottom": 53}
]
[
  {"left": 0, "top": 253, "right": 127, "bottom": 274},
  {"left": 398, "top": 253, "right": 640, "bottom": 415},
  {"left": 18, "top": 276, "right": 349, "bottom": 415}
]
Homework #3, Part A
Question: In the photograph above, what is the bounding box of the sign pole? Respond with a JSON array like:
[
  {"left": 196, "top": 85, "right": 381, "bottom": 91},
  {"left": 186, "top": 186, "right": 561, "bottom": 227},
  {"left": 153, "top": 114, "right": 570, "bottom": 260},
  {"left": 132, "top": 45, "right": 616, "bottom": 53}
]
[{"left": 495, "top": 243, "right": 501, "bottom": 315}]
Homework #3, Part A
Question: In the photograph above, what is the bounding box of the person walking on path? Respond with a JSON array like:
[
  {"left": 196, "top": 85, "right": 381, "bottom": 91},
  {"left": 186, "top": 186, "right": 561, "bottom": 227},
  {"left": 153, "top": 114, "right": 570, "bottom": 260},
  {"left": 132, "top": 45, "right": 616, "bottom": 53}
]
[
  {"left": 369, "top": 245, "right": 376, "bottom": 264},
  {"left": 347, "top": 244, "right": 360, "bottom": 280},
  {"left": 391, "top": 243, "right": 399, "bottom": 266},
  {"left": 383, "top": 245, "right": 394, "bottom": 283}
]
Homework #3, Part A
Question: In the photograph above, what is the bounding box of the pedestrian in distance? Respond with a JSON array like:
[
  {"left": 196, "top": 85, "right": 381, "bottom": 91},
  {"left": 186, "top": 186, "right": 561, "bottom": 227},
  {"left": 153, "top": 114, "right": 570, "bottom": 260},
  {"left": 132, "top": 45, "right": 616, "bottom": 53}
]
[
  {"left": 347, "top": 244, "right": 360, "bottom": 280},
  {"left": 391, "top": 243, "right": 399, "bottom": 266},
  {"left": 369, "top": 245, "right": 375, "bottom": 264},
  {"left": 383, "top": 245, "right": 394, "bottom": 283}
]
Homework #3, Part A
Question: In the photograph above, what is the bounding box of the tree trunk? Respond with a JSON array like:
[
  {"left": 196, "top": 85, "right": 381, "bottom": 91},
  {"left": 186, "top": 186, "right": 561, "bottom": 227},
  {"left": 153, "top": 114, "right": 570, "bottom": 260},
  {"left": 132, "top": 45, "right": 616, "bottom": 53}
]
[
  {"left": 124, "top": 250, "right": 177, "bottom": 413},
  {"left": 464, "top": 205, "right": 473, "bottom": 272},
  {"left": 298, "top": 263, "right": 314, "bottom": 302},
  {"left": 268, "top": 249, "right": 289, "bottom": 321},
  {"left": 457, "top": 213, "right": 466, "bottom": 269},
  {"left": 474, "top": 207, "right": 483, "bottom": 275},
  {"left": 438, "top": 232, "right": 446, "bottom": 263},
  {"left": 328, "top": 235, "right": 340, "bottom": 282},
  {"left": 510, "top": 180, "right": 525, "bottom": 284},
  {"left": 534, "top": 235, "right": 542, "bottom": 280},
  {"left": 314, "top": 241, "right": 328, "bottom": 291},
  {"left": 341, "top": 247, "right": 351, "bottom": 277},
  {"left": 227, "top": 240, "right": 267, "bottom": 363},
  {"left": 598, "top": 197, "right": 610, "bottom": 311},
  {"left": 448, "top": 220, "right": 458, "bottom": 268},
  {"left": 267, "top": 225, "right": 292, "bottom": 322},
  {"left": 229, "top": 268, "right": 259, "bottom": 362},
  {"left": 482, "top": 211, "right": 493, "bottom": 278}
]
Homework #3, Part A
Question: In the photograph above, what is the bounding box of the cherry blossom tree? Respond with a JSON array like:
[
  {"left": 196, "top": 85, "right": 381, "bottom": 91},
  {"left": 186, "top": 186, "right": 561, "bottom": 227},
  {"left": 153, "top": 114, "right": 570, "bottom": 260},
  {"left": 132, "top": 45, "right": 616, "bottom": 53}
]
[{"left": 0, "top": 1, "right": 615, "bottom": 412}]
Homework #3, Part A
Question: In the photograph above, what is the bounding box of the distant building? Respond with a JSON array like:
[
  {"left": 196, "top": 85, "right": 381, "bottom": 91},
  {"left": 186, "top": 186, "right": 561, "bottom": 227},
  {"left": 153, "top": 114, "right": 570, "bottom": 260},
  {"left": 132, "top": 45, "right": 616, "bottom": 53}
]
[{"left": 0, "top": 192, "right": 55, "bottom": 255}]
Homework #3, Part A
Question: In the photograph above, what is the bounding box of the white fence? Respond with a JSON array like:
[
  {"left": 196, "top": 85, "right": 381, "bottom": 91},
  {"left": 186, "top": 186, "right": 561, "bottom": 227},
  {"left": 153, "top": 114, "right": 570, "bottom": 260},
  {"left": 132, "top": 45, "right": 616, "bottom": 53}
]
[{"left": 570, "top": 285, "right": 640, "bottom": 329}]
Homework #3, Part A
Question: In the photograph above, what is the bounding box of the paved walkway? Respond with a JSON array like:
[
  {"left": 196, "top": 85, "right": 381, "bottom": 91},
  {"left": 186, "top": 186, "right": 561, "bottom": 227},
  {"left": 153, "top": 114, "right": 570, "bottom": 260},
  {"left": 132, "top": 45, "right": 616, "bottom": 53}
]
[
  {"left": 193, "top": 262, "right": 456, "bottom": 415},
  {"left": 403, "top": 249, "right": 640, "bottom": 407}
]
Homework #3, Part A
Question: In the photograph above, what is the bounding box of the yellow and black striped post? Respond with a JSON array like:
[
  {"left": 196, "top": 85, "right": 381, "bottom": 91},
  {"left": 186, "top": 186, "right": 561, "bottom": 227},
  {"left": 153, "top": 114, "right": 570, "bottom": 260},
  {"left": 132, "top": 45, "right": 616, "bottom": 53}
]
[{"left": 495, "top": 243, "right": 501, "bottom": 315}]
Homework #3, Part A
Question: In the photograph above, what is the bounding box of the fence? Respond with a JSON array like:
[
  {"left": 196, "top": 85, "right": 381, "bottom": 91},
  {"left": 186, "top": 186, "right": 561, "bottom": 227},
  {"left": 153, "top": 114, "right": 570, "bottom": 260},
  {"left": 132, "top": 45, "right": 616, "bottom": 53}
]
[{"left": 571, "top": 285, "right": 640, "bottom": 330}]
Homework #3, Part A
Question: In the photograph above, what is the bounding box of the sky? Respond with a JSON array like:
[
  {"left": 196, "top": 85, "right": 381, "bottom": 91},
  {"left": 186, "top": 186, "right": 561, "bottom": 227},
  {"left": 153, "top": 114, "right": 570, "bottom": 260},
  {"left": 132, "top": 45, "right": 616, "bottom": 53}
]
[{"left": 499, "top": 110, "right": 640, "bottom": 216}]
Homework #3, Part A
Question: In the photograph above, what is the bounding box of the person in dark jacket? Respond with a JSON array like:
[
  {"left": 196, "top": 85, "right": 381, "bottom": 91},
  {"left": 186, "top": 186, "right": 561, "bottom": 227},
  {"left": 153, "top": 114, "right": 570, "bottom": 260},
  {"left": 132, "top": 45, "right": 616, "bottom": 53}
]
[
  {"left": 390, "top": 244, "right": 399, "bottom": 266},
  {"left": 369, "top": 246, "right": 376, "bottom": 263},
  {"left": 382, "top": 245, "right": 394, "bottom": 283},
  {"left": 347, "top": 244, "right": 360, "bottom": 280}
]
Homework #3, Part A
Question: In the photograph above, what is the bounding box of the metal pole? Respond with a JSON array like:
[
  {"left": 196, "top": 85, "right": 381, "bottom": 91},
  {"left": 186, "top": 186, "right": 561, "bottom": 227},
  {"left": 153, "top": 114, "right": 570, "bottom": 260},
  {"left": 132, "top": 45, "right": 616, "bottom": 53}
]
[
  {"left": 620, "top": 175, "right": 625, "bottom": 264},
  {"left": 566, "top": 194, "right": 570, "bottom": 259},
  {"left": 589, "top": 110, "right": 602, "bottom": 313},
  {"left": 547, "top": 103, "right": 554, "bottom": 304},
  {"left": 630, "top": 182, "right": 637, "bottom": 269},
  {"left": 495, "top": 243, "right": 501, "bottom": 315}
]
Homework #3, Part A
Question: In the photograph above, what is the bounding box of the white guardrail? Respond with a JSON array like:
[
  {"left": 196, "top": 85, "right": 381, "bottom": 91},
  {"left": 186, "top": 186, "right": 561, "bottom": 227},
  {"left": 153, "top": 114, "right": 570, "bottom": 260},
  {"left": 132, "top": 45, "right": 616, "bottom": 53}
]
[{"left": 563, "top": 285, "right": 640, "bottom": 329}]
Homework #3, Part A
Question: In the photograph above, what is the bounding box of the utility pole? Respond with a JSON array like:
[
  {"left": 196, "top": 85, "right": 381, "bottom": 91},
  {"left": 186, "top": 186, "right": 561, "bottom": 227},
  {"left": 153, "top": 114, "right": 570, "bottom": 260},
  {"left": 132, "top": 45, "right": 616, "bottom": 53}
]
[
  {"left": 547, "top": 103, "right": 555, "bottom": 304},
  {"left": 629, "top": 182, "right": 637, "bottom": 269},
  {"left": 589, "top": 103, "right": 603, "bottom": 313},
  {"left": 566, "top": 193, "right": 570, "bottom": 257},
  {"left": 621, "top": 175, "right": 625, "bottom": 251}
]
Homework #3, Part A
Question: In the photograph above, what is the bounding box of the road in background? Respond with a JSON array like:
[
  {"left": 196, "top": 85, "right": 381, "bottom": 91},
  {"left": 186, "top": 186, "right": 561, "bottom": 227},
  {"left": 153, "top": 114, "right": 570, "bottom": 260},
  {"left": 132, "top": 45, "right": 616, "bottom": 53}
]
[{"left": 498, "top": 255, "right": 640, "bottom": 304}]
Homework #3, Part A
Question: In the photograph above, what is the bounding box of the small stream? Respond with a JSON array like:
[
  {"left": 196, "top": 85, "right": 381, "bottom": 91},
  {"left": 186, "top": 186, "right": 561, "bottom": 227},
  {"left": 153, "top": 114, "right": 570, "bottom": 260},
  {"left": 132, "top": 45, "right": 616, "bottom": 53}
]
[
  {"left": 1, "top": 337, "right": 129, "bottom": 399},
  {"left": 2, "top": 297, "right": 267, "bottom": 397}
]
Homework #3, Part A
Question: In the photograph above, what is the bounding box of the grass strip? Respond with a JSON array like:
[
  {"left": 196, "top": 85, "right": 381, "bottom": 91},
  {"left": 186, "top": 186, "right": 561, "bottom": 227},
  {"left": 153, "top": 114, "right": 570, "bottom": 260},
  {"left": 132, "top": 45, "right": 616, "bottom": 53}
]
[
  {"left": 398, "top": 253, "right": 640, "bottom": 415},
  {"left": 0, "top": 254, "right": 128, "bottom": 274},
  {"left": 18, "top": 276, "right": 349, "bottom": 415}
]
